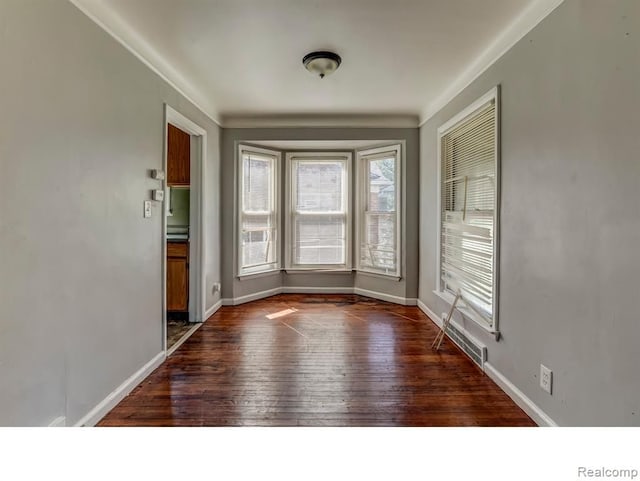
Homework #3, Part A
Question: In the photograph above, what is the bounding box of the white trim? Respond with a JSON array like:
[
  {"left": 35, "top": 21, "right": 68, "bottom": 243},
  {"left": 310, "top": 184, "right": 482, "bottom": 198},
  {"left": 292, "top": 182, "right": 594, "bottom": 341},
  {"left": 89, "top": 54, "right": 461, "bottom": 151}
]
[
  {"left": 222, "top": 287, "right": 415, "bottom": 306},
  {"left": 237, "top": 145, "right": 282, "bottom": 277},
  {"left": 48, "top": 416, "right": 66, "bottom": 427},
  {"left": 417, "top": 299, "right": 556, "bottom": 427},
  {"left": 285, "top": 151, "right": 352, "bottom": 271},
  {"left": 163, "top": 105, "right": 208, "bottom": 353},
  {"left": 222, "top": 114, "right": 419, "bottom": 129},
  {"left": 353, "top": 288, "right": 416, "bottom": 306},
  {"left": 355, "top": 143, "right": 403, "bottom": 278},
  {"left": 204, "top": 300, "right": 223, "bottom": 320},
  {"left": 356, "top": 270, "right": 401, "bottom": 282},
  {"left": 484, "top": 363, "right": 558, "bottom": 427},
  {"left": 74, "top": 351, "right": 165, "bottom": 427},
  {"left": 435, "top": 87, "right": 500, "bottom": 332},
  {"left": 417, "top": 299, "right": 442, "bottom": 325},
  {"left": 222, "top": 287, "right": 283, "bottom": 306},
  {"left": 238, "top": 269, "right": 282, "bottom": 280},
  {"left": 167, "top": 322, "right": 203, "bottom": 357},
  {"left": 419, "top": 0, "right": 564, "bottom": 125},
  {"left": 71, "top": 0, "right": 562, "bottom": 129},
  {"left": 437, "top": 87, "right": 499, "bottom": 136},
  {"left": 69, "top": 1, "right": 220, "bottom": 126},
  {"left": 282, "top": 287, "right": 354, "bottom": 294},
  {"left": 284, "top": 269, "right": 353, "bottom": 275}
]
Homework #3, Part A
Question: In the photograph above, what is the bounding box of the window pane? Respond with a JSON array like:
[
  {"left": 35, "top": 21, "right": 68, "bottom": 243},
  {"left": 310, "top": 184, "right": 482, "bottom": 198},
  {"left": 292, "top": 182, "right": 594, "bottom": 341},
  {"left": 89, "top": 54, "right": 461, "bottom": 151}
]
[
  {"left": 243, "top": 155, "right": 271, "bottom": 212},
  {"left": 440, "top": 100, "right": 496, "bottom": 324},
  {"left": 239, "top": 148, "right": 278, "bottom": 275},
  {"left": 294, "top": 214, "right": 345, "bottom": 265},
  {"left": 361, "top": 213, "right": 395, "bottom": 270},
  {"left": 368, "top": 157, "right": 395, "bottom": 212},
  {"left": 241, "top": 214, "right": 275, "bottom": 267},
  {"left": 295, "top": 162, "right": 343, "bottom": 212}
]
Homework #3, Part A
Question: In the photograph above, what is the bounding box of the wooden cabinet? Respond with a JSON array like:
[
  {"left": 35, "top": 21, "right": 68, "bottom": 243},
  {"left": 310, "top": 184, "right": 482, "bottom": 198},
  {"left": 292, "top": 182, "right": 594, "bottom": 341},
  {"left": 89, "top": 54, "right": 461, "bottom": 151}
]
[
  {"left": 167, "top": 124, "right": 190, "bottom": 186},
  {"left": 167, "top": 241, "right": 188, "bottom": 312}
]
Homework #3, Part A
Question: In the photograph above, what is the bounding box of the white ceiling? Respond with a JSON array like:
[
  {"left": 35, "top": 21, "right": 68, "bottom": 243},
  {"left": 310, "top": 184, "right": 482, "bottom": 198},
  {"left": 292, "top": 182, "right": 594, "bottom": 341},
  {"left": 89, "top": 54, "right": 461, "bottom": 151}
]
[{"left": 72, "top": 0, "right": 563, "bottom": 126}]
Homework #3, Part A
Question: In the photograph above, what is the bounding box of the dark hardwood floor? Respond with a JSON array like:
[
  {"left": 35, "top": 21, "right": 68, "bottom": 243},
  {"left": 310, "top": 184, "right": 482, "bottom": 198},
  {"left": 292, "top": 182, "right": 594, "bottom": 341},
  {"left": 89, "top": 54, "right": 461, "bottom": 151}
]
[{"left": 99, "top": 294, "right": 535, "bottom": 426}]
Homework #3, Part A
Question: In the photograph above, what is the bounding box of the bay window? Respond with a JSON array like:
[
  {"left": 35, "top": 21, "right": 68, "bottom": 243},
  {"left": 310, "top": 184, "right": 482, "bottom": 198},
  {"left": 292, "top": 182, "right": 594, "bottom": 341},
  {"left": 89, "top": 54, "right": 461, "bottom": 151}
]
[
  {"left": 285, "top": 152, "right": 351, "bottom": 270},
  {"left": 356, "top": 144, "right": 401, "bottom": 277},
  {"left": 238, "top": 145, "right": 280, "bottom": 276}
]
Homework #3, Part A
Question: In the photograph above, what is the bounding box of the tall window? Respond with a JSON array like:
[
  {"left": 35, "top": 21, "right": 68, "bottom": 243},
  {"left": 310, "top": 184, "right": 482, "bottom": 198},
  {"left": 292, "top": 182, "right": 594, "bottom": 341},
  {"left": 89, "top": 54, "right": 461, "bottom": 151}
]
[
  {"left": 357, "top": 144, "right": 401, "bottom": 277},
  {"left": 238, "top": 145, "right": 280, "bottom": 276},
  {"left": 285, "top": 153, "right": 351, "bottom": 269},
  {"left": 437, "top": 87, "right": 499, "bottom": 330}
]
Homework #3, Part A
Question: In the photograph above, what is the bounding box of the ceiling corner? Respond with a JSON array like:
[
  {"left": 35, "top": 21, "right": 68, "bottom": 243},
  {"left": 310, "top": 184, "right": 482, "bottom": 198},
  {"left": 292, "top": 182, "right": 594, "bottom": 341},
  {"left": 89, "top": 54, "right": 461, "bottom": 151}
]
[
  {"left": 418, "top": 0, "right": 566, "bottom": 127},
  {"left": 68, "top": 0, "right": 221, "bottom": 126}
]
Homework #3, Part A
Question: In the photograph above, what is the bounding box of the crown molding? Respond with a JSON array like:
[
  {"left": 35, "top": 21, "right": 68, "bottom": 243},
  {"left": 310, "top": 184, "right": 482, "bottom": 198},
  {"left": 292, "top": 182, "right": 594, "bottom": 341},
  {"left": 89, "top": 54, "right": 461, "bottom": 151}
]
[
  {"left": 69, "top": 0, "right": 221, "bottom": 126},
  {"left": 221, "top": 113, "right": 420, "bottom": 129},
  {"left": 70, "top": 0, "right": 563, "bottom": 131},
  {"left": 419, "top": 0, "right": 565, "bottom": 126}
]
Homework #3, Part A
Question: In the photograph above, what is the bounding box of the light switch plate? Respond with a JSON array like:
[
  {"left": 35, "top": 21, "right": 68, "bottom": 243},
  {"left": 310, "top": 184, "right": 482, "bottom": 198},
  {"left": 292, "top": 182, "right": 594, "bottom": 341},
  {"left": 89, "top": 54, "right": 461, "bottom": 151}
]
[
  {"left": 151, "top": 169, "right": 165, "bottom": 180},
  {"left": 143, "top": 200, "right": 152, "bottom": 218},
  {"left": 152, "top": 189, "right": 164, "bottom": 202}
]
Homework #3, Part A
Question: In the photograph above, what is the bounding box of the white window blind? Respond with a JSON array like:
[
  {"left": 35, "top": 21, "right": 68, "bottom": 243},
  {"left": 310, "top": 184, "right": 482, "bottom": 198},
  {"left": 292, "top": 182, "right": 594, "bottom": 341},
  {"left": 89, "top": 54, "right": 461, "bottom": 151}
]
[
  {"left": 357, "top": 144, "right": 401, "bottom": 277},
  {"left": 238, "top": 147, "right": 279, "bottom": 276},
  {"left": 439, "top": 91, "right": 498, "bottom": 329},
  {"left": 287, "top": 154, "right": 350, "bottom": 269}
]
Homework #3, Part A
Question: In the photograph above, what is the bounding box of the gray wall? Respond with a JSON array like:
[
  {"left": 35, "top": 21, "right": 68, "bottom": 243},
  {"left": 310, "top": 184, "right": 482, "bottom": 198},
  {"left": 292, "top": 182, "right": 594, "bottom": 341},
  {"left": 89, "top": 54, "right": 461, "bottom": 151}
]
[
  {"left": 0, "top": 0, "right": 221, "bottom": 426},
  {"left": 419, "top": 0, "right": 640, "bottom": 426},
  {"left": 221, "top": 128, "right": 419, "bottom": 301}
]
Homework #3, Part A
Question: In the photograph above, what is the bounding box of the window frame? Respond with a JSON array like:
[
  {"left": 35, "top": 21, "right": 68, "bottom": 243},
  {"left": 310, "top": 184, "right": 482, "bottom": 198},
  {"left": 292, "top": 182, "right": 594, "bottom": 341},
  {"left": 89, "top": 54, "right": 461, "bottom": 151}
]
[
  {"left": 237, "top": 144, "right": 281, "bottom": 278},
  {"left": 284, "top": 151, "right": 352, "bottom": 271},
  {"left": 434, "top": 86, "right": 500, "bottom": 334},
  {"left": 355, "top": 143, "right": 402, "bottom": 279}
]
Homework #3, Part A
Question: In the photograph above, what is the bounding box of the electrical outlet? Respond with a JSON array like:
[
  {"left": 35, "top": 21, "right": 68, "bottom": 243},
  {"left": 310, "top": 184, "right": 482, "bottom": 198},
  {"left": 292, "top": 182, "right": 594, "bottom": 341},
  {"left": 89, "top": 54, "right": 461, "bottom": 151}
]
[
  {"left": 212, "top": 282, "right": 221, "bottom": 293},
  {"left": 540, "top": 364, "right": 552, "bottom": 394}
]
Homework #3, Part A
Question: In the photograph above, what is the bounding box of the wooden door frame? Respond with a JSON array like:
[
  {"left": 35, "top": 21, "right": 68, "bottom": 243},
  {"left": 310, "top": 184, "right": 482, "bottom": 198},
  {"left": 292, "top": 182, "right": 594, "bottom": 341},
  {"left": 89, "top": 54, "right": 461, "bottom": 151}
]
[{"left": 162, "top": 104, "right": 207, "bottom": 353}]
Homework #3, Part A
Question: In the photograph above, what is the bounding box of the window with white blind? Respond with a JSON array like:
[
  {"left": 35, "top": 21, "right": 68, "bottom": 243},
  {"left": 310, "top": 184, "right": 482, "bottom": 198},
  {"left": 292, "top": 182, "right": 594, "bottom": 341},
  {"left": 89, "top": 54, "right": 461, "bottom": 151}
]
[
  {"left": 356, "top": 144, "right": 401, "bottom": 277},
  {"left": 238, "top": 145, "right": 280, "bottom": 277},
  {"left": 437, "top": 87, "right": 500, "bottom": 331},
  {"left": 285, "top": 152, "right": 351, "bottom": 270}
]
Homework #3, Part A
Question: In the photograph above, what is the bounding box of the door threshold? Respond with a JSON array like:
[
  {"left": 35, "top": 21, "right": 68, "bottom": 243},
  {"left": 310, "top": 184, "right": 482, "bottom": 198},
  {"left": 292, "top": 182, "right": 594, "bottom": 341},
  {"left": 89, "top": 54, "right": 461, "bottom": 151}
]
[{"left": 167, "top": 322, "right": 203, "bottom": 357}]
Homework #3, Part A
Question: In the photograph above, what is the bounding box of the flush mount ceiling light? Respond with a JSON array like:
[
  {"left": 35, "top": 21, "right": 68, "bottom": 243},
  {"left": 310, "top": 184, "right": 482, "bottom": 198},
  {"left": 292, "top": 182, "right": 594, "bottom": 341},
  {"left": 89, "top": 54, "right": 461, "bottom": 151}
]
[{"left": 302, "top": 51, "right": 342, "bottom": 78}]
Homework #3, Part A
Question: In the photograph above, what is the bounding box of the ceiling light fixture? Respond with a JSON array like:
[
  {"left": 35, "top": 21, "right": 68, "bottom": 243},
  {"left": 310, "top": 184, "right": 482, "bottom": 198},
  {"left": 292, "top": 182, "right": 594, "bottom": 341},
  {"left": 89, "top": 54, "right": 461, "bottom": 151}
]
[{"left": 302, "top": 51, "right": 342, "bottom": 79}]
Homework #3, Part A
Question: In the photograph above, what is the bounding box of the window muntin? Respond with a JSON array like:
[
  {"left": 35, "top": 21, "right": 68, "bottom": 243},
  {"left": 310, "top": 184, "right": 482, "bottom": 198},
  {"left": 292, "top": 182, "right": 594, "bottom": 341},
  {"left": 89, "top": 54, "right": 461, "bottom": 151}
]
[
  {"left": 357, "top": 145, "right": 401, "bottom": 277},
  {"left": 286, "top": 154, "right": 350, "bottom": 269},
  {"left": 238, "top": 147, "right": 279, "bottom": 276}
]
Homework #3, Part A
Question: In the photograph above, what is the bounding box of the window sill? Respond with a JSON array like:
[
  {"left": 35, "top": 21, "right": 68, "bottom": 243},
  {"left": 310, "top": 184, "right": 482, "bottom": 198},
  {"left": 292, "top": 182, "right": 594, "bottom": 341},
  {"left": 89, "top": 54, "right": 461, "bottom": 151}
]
[
  {"left": 237, "top": 269, "right": 281, "bottom": 281},
  {"left": 284, "top": 269, "right": 353, "bottom": 275},
  {"left": 432, "top": 289, "right": 500, "bottom": 339},
  {"left": 356, "top": 270, "right": 401, "bottom": 281}
]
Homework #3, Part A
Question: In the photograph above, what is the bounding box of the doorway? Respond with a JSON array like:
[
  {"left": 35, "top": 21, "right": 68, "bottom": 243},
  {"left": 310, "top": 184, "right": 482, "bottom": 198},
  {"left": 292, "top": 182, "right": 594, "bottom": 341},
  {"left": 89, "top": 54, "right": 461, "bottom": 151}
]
[{"left": 163, "top": 105, "right": 207, "bottom": 355}]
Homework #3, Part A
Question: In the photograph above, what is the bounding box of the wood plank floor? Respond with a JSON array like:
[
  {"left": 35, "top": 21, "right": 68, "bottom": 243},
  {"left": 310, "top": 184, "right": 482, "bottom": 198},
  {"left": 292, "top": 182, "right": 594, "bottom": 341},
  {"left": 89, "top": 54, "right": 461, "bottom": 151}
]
[{"left": 99, "top": 295, "right": 535, "bottom": 426}]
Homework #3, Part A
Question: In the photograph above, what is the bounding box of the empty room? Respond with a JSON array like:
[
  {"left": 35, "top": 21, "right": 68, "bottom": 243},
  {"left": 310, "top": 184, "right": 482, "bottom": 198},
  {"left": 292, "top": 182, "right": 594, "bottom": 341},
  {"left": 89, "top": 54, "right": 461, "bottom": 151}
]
[{"left": 2, "top": 0, "right": 639, "bottom": 465}]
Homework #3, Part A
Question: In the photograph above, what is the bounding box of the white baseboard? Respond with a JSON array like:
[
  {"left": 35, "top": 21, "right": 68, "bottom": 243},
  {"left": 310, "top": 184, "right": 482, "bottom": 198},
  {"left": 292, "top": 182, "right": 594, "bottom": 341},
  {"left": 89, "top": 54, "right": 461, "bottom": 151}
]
[
  {"left": 223, "top": 287, "right": 416, "bottom": 306},
  {"left": 354, "top": 287, "right": 416, "bottom": 305},
  {"left": 282, "top": 286, "right": 354, "bottom": 294},
  {"left": 417, "top": 299, "right": 441, "bottom": 325},
  {"left": 483, "top": 363, "right": 557, "bottom": 427},
  {"left": 222, "top": 287, "right": 283, "bottom": 306},
  {"left": 204, "top": 300, "right": 222, "bottom": 320},
  {"left": 48, "top": 416, "right": 66, "bottom": 427},
  {"left": 74, "top": 351, "right": 165, "bottom": 427},
  {"left": 418, "top": 299, "right": 557, "bottom": 427}
]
